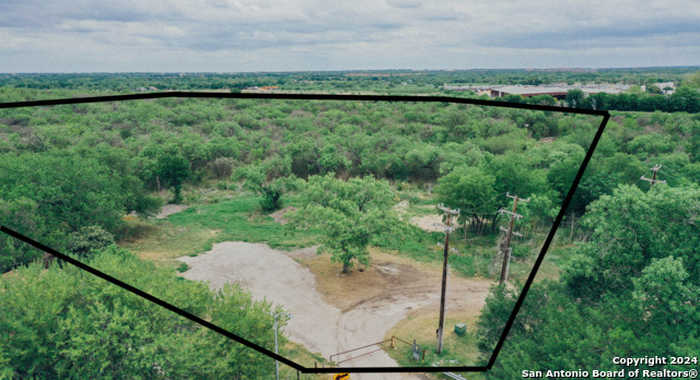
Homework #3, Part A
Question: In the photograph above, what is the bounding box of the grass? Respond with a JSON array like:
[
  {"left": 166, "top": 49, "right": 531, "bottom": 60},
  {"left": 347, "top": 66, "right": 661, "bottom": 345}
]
[
  {"left": 121, "top": 187, "right": 568, "bottom": 290},
  {"left": 119, "top": 193, "right": 320, "bottom": 266},
  {"left": 118, "top": 186, "right": 567, "bottom": 380},
  {"left": 118, "top": 192, "right": 331, "bottom": 380},
  {"left": 384, "top": 308, "right": 487, "bottom": 380},
  {"left": 279, "top": 341, "right": 329, "bottom": 380}
]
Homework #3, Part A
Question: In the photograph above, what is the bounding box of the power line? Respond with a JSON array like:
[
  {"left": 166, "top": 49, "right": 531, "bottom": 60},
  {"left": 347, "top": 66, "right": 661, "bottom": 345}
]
[
  {"left": 434, "top": 204, "right": 459, "bottom": 355},
  {"left": 496, "top": 193, "right": 529, "bottom": 286},
  {"left": 640, "top": 164, "right": 666, "bottom": 189}
]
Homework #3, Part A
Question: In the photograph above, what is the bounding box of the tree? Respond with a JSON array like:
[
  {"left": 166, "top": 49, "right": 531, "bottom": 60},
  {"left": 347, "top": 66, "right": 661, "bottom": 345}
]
[
  {"left": 0, "top": 152, "right": 132, "bottom": 272},
  {"left": 489, "top": 152, "right": 547, "bottom": 202},
  {"left": 0, "top": 247, "right": 283, "bottom": 378},
  {"left": 646, "top": 84, "right": 663, "bottom": 95},
  {"left": 234, "top": 164, "right": 291, "bottom": 212},
  {"left": 209, "top": 157, "right": 234, "bottom": 179},
  {"left": 668, "top": 86, "right": 700, "bottom": 113},
  {"left": 290, "top": 175, "right": 395, "bottom": 273},
  {"left": 477, "top": 184, "right": 699, "bottom": 378},
  {"left": 285, "top": 139, "right": 321, "bottom": 178},
  {"left": 435, "top": 166, "right": 498, "bottom": 236},
  {"left": 565, "top": 89, "right": 584, "bottom": 108},
  {"left": 0, "top": 197, "right": 45, "bottom": 272},
  {"left": 155, "top": 147, "right": 191, "bottom": 204},
  {"left": 563, "top": 184, "right": 699, "bottom": 298}
]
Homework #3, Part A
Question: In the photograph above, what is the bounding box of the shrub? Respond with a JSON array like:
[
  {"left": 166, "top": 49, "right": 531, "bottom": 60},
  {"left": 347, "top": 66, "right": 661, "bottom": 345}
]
[
  {"left": 209, "top": 157, "right": 234, "bottom": 179},
  {"left": 67, "top": 225, "right": 115, "bottom": 257},
  {"left": 259, "top": 187, "right": 283, "bottom": 212}
]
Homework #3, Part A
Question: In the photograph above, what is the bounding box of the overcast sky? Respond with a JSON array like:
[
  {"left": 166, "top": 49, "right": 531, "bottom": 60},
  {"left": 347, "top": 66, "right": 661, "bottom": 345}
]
[{"left": 1, "top": 0, "right": 698, "bottom": 72}]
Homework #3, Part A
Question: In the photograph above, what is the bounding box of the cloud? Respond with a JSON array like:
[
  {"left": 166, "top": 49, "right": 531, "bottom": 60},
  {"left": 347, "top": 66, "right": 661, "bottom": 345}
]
[
  {"left": 0, "top": 0, "right": 698, "bottom": 72},
  {"left": 386, "top": 0, "right": 421, "bottom": 9},
  {"left": 479, "top": 17, "right": 700, "bottom": 49}
]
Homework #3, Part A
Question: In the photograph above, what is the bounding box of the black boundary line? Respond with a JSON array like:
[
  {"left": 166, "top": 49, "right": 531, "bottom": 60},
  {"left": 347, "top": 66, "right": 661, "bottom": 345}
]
[
  {"left": 0, "top": 225, "right": 304, "bottom": 372},
  {"left": 0, "top": 91, "right": 607, "bottom": 116},
  {"left": 0, "top": 92, "right": 610, "bottom": 374},
  {"left": 486, "top": 112, "right": 611, "bottom": 369}
]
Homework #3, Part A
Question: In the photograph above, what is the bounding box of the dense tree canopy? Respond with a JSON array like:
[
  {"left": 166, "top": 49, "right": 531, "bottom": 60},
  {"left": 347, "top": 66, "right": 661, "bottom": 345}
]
[
  {"left": 477, "top": 184, "right": 699, "bottom": 378},
  {"left": 0, "top": 247, "right": 284, "bottom": 378},
  {"left": 0, "top": 151, "right": 159, "bottom": 272},
  {"left": 0, "top": 71, "right": 697, "bottom": 377}
]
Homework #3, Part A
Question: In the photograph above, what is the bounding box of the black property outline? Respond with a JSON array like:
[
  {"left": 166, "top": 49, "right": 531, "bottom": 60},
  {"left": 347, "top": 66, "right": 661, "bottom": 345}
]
[{"left": 0, "top": 91, "right": 609, "bottom": 374}]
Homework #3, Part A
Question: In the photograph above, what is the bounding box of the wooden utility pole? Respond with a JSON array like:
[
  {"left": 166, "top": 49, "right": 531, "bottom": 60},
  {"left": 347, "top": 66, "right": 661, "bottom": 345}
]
[
  {"left": 435, "top": 204, "right": 459, "bottom": 355},
  {"left": 640, "top": 164, "right": 666, "bottom": 189},
  {"left": 497, "top": 193, "right": 528, "bottom": 286}
]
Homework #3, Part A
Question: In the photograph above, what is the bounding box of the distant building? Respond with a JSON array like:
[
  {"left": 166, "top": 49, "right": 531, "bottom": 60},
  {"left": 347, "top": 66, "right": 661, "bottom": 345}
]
[
  {"left": 642, "top": 82, "right": 675, "bottom": 95},
  {"left": 242, "top": 85, "right": 279, "bottom": 92},
  {"left": 489, "top": 85, "right": 570, "bottom": 99},
  {"left": 443, "top": 82, "right": 638, "bottom": 99}
]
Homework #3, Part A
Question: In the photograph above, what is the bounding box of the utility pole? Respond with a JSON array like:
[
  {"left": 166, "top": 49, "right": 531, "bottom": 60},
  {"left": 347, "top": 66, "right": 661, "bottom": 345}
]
[
  {"left": 273, "top": 312, "right": 291, "bottom": 380},
  {"left": 640, "top": 164, "right": 666, "bottom": 189},
  {"left": 497, "top": 193, "right": 529, "bottom": 286},
  {"left": 435, "top": 204, "right": 459, "bottom": 355}
]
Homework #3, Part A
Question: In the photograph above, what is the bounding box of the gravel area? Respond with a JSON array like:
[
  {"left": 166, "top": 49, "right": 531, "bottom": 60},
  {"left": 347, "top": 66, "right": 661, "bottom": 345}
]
[{"left": 178, "top": 241, "right": 490, "bottom": 380}]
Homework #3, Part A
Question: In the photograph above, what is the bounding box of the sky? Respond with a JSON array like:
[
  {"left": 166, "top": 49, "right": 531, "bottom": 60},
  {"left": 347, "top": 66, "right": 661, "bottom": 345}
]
[{"left": 1, "top": 0, "right": 699, "bottom": 72}]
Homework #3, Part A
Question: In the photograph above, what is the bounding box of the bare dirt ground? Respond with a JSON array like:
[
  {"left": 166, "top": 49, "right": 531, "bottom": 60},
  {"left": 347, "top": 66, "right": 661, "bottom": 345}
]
[
  {"left": 409, "top": 214, "right": 445, "bottom": 233},
  {"left": 177, "top": 243, "right": 492, "bottom": 380},
  {"left": 155, "top": 204, "right": 189, "bottom": 219},
  {"left": 269, "top": 206, "right": 297, "bottom": 225},
  {"left": 393, "top": 201, "right": 445, "bottom": 233}
]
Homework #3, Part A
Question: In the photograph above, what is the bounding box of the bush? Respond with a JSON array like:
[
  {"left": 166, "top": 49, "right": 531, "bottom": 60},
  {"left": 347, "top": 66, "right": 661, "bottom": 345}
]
[
  {"left": 209, "top": 157, "right": 234, "bottom": 179},
  {"left": 260, "top": 187, "right": 283, "bottom": 212},
  {"left": 67, "top": 225, "right": 115, "bottom": 257}
]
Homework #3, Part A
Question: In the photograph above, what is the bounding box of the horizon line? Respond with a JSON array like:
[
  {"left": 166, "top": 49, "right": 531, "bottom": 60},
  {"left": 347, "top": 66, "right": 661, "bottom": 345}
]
[{"left": 1, "top": 65, "right": 698, "bottom": 76}]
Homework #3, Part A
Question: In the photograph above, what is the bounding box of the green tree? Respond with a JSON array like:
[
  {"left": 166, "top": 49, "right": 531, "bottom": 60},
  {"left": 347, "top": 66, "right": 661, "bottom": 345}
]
[
  {"left": 646, "top": 84, "right": 663, "bottom": 94},
  {"left": 564, "top": 184, "right": 699, "bottom": 298},
  {"left": 0, "top": 247, "right": 283, "bottom": 378},
  {"left": 0, "top": 152, "right": 132, "bottom": 272},
  {"left": 435, "top": 165, "right": 498, "bottom": 236},
  {"left": 478, "top": 184, "right": 699, "bottom": 378},
  {"left": 565, "top": 89, "right": 585, "bottom": 108},
  {"left": 291, "top": 175, "right": 395, "bottom": 273},
  {"left": 155, "top": 147, "right": 191, "bottom": 204},
  {"left": 234, "top": 165, "right": 291, "bottom": 212},
  {"left": 668, "top": 86, "right": 700, "bottom": 113}
]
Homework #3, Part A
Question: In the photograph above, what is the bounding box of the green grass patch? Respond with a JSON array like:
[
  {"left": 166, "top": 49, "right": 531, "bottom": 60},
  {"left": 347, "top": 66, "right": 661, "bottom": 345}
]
[
  {"left": 121, "top": 194, "right": 320, "bottom": 263},
  {"left": 167, "top": 195, "right": 319, "bottom": 250},
  {"left": 385, "top": 312, "right": 487, "bottom": 380}
]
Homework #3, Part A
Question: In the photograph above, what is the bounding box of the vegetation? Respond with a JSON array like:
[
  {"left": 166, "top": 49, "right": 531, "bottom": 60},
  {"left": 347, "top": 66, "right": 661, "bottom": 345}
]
[
  {"left": 477, "top": 184, "right": 699, "bottom": 377},
  {"left": 291, "top": 175, "right": 397, "bottom": 272},
  {"left": 0, "top": 69, "right": 697, "bottom": 376},
  {"left": 564, "top": 86, "right": 699, "bottom": 113},
  {"left": 0, "top": 247, "right": 285, "bottom": 379}
]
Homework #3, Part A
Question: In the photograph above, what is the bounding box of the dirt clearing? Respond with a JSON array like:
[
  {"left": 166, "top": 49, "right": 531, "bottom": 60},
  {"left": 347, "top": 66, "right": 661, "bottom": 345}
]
[
  {"left": 155, "top": 204, "right": 189, "bottom": 219},
  {"left": 269, "top": 206, "right": 297, "bottom": 224},
  {"left": 178, "top": 242, "right": 492, "bottom": 380}
]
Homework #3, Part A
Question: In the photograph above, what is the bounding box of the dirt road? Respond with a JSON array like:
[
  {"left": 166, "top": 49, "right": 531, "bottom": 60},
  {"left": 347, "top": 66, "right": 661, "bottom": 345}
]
[{"left": 178, "top": 242, "right": 491, "bottom": 380}]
